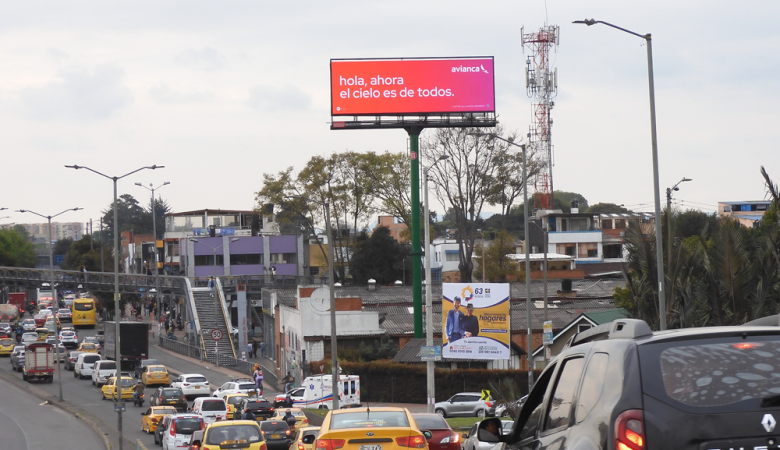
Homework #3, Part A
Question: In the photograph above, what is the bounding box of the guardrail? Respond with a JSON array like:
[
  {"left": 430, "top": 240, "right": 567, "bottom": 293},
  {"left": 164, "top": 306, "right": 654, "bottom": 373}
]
[{"left": 159, "top": 336, "right": 205, "bottom": 361}]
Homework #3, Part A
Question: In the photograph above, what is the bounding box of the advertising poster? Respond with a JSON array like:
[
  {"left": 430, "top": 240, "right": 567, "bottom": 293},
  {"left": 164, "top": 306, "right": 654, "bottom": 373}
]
[
  {"left": 330, "top": 57, "right": 495, "bottom": 115},
  {"left": 442, "top": 283, "right": 510, "bottom": 360}
]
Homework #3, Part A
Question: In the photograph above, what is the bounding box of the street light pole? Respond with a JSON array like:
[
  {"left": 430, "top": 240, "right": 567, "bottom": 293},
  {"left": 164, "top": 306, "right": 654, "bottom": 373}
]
[
  {"left": 17, "top": 207, "right": 82, "bottom": 403},
  {"left": 136, "top": 181, "right": 170, "bottom": 321},
  {"left": 468, "top": 132, "right": 531, "bottom": 390},
  {"left": 573, "top": 19, "right": 666, "bottom": 329},
  {"left": 65, "top": 164, "right": 163, "bottom": 450},
  {"left": 665, "top": 177, "right": 691, "bottom": 325}
]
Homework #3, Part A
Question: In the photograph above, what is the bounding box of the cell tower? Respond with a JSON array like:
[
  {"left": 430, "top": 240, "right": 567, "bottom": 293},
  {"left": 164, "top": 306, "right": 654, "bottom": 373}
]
[{"left": 522, "top": 25, "right": 559, "bottom": 210}]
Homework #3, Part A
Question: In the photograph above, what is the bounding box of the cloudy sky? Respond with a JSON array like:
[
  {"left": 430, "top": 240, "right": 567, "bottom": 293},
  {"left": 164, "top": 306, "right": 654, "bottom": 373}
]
[{"left": 2, "top": 1, "right": 778, "bottom": 229}]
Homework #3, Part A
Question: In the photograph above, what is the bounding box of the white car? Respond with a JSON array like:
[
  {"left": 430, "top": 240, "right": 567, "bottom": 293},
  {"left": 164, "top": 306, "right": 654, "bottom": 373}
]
[
  {"left": 21, "top": 332, "right": 38, "bottom": 346},
  {"left": 59, "top": 330, "right": 79, "bottom": 348},
  {"left": 0, "top": 323, "right": 11, "bottom": 334},
  {"left": 75, "top": 353, "right": 101, "bottom": 379},
  {"left": 190, "top": 397, "right": 227, "bottom": 424},
  {"left": 91, "top": 360, "right": 117, "bottom": 386},
  {"left": 11, "top": 345, "right": 25, "bottom": 357},
  {"left": 40, "top": 309, "right": 53, "bottom": 317},
  {"left": 161, "top": 413, "right": 205, "bottom": 450},
  {"left": 211, "top": 379, "right": 258, "bottom": 398},
  {"left": 170, "top": 373, "right": 211, "bottom": 399},
  {"left": 21, "top": 319, "right": 37, "bottom": 332}
]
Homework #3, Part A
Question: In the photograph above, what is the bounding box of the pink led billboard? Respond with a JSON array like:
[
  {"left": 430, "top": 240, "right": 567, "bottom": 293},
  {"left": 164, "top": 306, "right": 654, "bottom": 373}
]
[{"left": 330, "top": 57, "right": 495, "bottom": 116}]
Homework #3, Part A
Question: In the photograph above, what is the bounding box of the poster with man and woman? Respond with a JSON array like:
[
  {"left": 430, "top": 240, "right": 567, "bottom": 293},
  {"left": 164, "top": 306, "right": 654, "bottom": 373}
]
[{"left": 442, "top": 283, "right": 510, "bottom": 360}]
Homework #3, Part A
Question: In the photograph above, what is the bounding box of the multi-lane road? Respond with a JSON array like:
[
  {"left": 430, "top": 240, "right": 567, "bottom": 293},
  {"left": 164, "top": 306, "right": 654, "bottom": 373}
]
[{"left": 0, "top": 323, "right": 278, "bottom": 449}]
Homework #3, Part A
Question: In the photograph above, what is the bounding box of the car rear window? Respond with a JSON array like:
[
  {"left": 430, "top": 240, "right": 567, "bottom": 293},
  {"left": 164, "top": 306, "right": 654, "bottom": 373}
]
[
  {"left": 238, "top": 383, "right": 256, "bottom": 390},
  {"left": 98, "top": 361, "right": 116, "bottom": 370},
  {"left": 260, "top": 421, "right": 289, "bottom": 432},
  {"left": 143, "top": 360, "right": 161, "bottom": 366},
  {"left": 206, "top": 424, "right": 263, "bottom": 445},
  {"left": 245, "top": 401, "right": 270, "bottom": 409},
  {"left": 163, "top": 389, "right": 184, "bottom": 398},
  {"left": 149, "top": 366, "right": 167, "bottom": 372},
  {"left": 331, "top": 411, "right": 410, "bottom": 429},
  {"left": 83, "top": 354, "right": 100, "bottom": 363},
  {"left": 186, "top": 376, "right": 207, "bottom": 383},
  {"left": 74, "top": 302, "right": 93, "bottom": 311},
  {"left": 227, "top": 396, "right": 245, "bottom": 405},
  {"left": 201, "top": 399, "right": 226, "bottom": 411},
  {"left": 174, "top": 418, "right": 203, "bottom": 434},
  {"left": 641, "top": 336, "right": 780, "bottom": 409},
  {"left": 413, "top": 415, "right": 449, "bottom": 429}
]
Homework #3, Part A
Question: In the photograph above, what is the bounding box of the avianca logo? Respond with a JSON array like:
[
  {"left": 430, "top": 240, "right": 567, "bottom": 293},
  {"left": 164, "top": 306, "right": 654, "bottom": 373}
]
[{"left": 452, "top": 65, "right": 489, "bottom": 74}]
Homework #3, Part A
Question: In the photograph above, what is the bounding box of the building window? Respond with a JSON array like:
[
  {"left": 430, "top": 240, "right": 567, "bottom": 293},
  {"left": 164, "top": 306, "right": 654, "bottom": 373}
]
[
  {"left": 601, "top": 219, "right": 613, "bottom": 230},
  {"left": 445, "top": 251, "right": 459, "bottom": 262},
  {"left": 577, "top": 324, "right": 592, "bottom": 333},
  {"left": 614, "top": 219, "right": 627, "bottom": 229},
  {"left": 723, "top": 205, "right": 732, "bottom": 212},
  {"left": 603, "top": 244, "right": 622, "bottom": 259},
  {"left": 578, "top": 243, "right": 598, "bottom": 258},
  {"left": 269, "top": 253, "right": 296, "bottom": 264},
  {"left": 757, "top": 204, "right": 768, "bottom": 211},
  {"left": 194, "top": 255, "right": 224, "bottom": 266},
  {"left": 230, "top": 254, "right": 262, "bottom": 265}
]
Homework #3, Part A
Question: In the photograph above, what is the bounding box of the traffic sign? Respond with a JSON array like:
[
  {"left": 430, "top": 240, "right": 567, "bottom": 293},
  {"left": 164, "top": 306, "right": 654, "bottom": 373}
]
[
  {"left": 319, "top": 364, "right": 325, "bottom": 373},
  {"left": 211, "top": 329, "right": 223, "bottom": 341}
]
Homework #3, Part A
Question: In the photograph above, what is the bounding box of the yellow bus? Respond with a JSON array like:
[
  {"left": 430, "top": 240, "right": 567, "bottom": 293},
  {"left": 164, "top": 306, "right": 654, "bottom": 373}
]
[{"left": 72, "top": 298, "right": 97, "bottom": 328}]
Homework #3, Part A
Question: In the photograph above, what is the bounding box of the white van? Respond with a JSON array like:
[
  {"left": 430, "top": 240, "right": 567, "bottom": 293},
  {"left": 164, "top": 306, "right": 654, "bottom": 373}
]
[
  {"left": 296, "top": 375, "right": 360, "bottom": 409},
  {"left": 91, "top": 360, "right": 117, "bottom": 386},
  {"left": 75, "top": 353, "right": 101, "bottom": 379},
  {"left": 190, "top": 397, "right": 227, "bottom": 424}
]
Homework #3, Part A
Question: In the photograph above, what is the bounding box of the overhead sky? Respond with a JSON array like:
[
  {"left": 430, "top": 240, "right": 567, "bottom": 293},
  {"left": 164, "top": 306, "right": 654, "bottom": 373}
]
[{"left": 2, "top": 1, "right": 778, "bottom": 229}]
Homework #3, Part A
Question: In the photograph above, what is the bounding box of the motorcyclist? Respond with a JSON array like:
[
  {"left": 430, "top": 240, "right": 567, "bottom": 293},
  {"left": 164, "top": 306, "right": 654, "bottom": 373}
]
[
  {"left": 283, "top": 409, "right": 295, "bottom": 422},
  {"left": 133, "top": 380, "right": 145, "bottom": 402}
]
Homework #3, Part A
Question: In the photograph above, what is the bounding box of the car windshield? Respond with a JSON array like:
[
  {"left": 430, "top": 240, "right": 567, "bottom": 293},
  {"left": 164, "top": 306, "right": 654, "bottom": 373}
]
[
  {"left": 81, "top": 344, "right": 96, "bottom": 349},
  {"left": 413, "top": 415, "right": 449, "bottom": 429},
  {"left": 174, "top": 418, "right": 203, "bottom": 434},
  {"left": 245, "top": 401, "right": 270, "bottom": 409},
  {"left": 206, "top": 425, "right": 263, "bottom": 445},
  {"left": 120, "top": 378, "right": 135, "bottom": 387},
  {"left": 0, "top": 339, "right": 14, "bottom": 345},
  {"left": 84, "top": 337, "right": 98, "bottom": 343},
  {"left": 61, "top": 332, "right": 75, "bottom": 337},
  {"left": 330, "top": 411, "right": 410, "bottom": 429},
  {"left": 74, "top": 302, "right": 93, "bottom": 311},
  {"left": 156, "top": 407, "right": 177, "bottom": 415},
  {"left": 200, "top": 400, "right": 226, "bottom": 411},
  {"left": 23, "top": 320, "right": 35, "bottom": 324}
]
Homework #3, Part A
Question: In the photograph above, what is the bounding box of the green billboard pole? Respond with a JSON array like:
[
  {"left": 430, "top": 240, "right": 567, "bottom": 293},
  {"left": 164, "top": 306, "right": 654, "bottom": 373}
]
[{"left": 407, "top": 126, "right": 423, "bottom": 338}]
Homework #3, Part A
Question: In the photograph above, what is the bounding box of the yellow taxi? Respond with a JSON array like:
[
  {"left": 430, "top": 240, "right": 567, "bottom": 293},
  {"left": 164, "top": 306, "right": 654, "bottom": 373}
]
[
  {"left": 315, "top": 407, "right": 426, "bottom": 450},
  {"left": 78, "top": 342, "right": 99, "bottom": 353},
  {"left": 141, "top": 365, "right": 171, "bottom": 387},
  {"left": 101, "top": 376, "right": 135, "bottom": 400},
  {"left": 271, "top": 408, "right": 309, "bottom": 427},
  {"left": 0, "top": 338, "right": 15, "bottom": 356},
  {"left": 292, "top": 426, "right": 321, "bottom": 450},
  {"left": 223, "top": 393, "right": 249, "bottom": 420},
  {"left": 141, "top": 406, "right": 178, "bottom": 434},
  {"left": 35, "top": 327, "right": 50, "bottom": 341},
  {"left": 198, "top": 420, "right": 266, "bottom": 450}
]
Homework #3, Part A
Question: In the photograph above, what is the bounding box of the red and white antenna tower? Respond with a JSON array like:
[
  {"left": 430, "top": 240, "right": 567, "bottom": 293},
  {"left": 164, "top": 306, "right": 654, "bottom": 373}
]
[{"left": 522, "top": 25, "right": 559, "bottom": 210}]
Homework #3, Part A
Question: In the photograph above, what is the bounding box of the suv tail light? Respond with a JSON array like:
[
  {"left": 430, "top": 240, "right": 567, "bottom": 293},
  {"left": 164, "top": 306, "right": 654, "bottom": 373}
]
[
  {"left": 485, "top": 401, "right": 493, "bottom": 408},
  {"left": 316, "top": 439, "right": 345, "bottom": 450},
  {"left": 396, "top": 436, "right": 426, "bottom": 448},
  {"left": 615, "top": 409, "right": 645, "bottom": 450},
  {"left": 170, "top": 418, "right": 177, "bottom": 436}
]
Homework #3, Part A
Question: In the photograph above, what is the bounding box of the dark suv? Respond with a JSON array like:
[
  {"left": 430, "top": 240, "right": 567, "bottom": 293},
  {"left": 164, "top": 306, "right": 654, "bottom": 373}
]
[{"left": 469, "top": 318, "right": 780, "bottom": 450}]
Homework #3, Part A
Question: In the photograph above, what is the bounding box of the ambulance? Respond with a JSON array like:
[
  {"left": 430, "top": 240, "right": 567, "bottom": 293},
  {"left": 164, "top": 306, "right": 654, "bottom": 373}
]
[{"left": 286, "top": 374, "right": 360, "bottom": 409}]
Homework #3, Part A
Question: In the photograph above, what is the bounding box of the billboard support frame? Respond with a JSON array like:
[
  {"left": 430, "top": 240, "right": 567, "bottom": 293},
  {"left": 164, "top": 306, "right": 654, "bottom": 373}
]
[{"left": 331, "top": 112, "right": 496, "bottom": 130}]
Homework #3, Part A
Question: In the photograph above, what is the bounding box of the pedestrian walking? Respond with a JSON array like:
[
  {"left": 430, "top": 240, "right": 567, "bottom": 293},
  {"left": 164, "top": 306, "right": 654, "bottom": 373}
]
[
  {"left": 208, "top": 276, "right": 215, "bottom": 297},
  {"left": 260, "top": 341, "right": 266, "bottom": 358},
  {"left": 252, "top": 339, "right": 258, "bottom": 358},
  {"left": 81, "top": 265, "right": 88, "bottom": 282},
  {"left": 247, "top": 342, "right": 253, "bottom": 358},
  {"left": 282, "top": 372, "right": 294, "bottom": 393},
  {"left": 251, "top": 321, "right": 256, "bottom": 338},
  {"left": 253, "top": 366, "right": 264, "bottom": 394}
]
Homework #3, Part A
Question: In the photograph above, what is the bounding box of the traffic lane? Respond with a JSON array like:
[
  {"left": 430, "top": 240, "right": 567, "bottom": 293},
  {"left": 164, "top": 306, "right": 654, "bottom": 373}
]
[
  {"left": 0, "top": 350, "right": 154, "bottom": 448},
  {"left": 0, "top": 370, "right": 106, "bottom": 450}
]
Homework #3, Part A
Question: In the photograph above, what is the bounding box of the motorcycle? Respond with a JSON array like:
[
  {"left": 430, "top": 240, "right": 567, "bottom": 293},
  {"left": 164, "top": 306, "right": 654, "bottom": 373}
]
[{"left": 133, "top": 393, "right": 145, "bottom": 407}]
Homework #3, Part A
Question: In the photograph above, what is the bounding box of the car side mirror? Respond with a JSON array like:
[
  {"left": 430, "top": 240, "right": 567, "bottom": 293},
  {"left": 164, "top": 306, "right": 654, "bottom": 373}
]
[
  {"left": 422, "top": 431, "right": 432, "bottom": 441},
  {"left": 462, "top": 433, "right": 469, "bottom": 439}
]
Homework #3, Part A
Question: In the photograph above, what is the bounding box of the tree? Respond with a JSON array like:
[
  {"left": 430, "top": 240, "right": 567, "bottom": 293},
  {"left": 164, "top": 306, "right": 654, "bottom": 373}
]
[
  {"left": 473, "top": 230, "right": 519, "bottom": 282},
  {"left": 349, "top": 227, "right": 410, "bottom": 285},
  {"left": 585, "top": 203, "right": 630, "bottom": 214},
  {"left": 0, "top": 228, "right": 36, "bottom": 267},
  {"left": 423, "top": 126, "right": 540, "bottom": 282},
  {"left": 61, "top": 235, "right": 112, "bottom": 272},
  {"left": 675, "top": 209, "right": 720, "bottom": 239},
  {"left": 101, "top": 194, "right": 146, "bottom": 241}
]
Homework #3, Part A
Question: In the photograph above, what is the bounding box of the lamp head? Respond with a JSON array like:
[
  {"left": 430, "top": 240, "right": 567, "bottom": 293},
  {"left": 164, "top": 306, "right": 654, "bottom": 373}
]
[
  {"left": 150, "top": 165, "right": 164, "bottom": 170},
  {"left": 163, "top": 182, "right": 171, "bottom": 186},
  {"left": 65, "top": 165, "right": 82, "bottom": 170},
  {"left": 682, "top": 177, "right": 692, "bottom": 182},
  {"left": 189, "top": 238, "right": 199, "bottom": 243},
  {"left": 135, "top": 182, "right": 142, "bottom": 187},
  {"left": 573, "top": 19, "right": 597, "bottom": 26}
]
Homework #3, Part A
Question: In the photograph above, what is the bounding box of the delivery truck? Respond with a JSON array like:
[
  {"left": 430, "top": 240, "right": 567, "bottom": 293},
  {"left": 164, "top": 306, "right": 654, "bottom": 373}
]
[
  {"left": 102, "top": 321, "right": 149, "bottom": 369},
  {"left": 8, "top": 292, "right": 26, "bottom": 316},
  {"left": 23, "top": 342, "right": 55, "bottom": 383}
]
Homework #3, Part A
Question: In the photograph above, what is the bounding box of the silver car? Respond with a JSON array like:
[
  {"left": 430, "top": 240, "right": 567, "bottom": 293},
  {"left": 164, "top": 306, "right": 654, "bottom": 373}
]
[{"left": 434, "top": 392, "right": 495, "bottom": 418}]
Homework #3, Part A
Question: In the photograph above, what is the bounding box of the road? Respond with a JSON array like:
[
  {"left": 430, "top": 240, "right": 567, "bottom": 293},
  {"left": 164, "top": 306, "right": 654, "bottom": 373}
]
[
  {"left": 0, "top": 321, "right": 281, "bottom": 449},
  {"left": 0, "top": 371, "right": 106, "bottom": 449}
]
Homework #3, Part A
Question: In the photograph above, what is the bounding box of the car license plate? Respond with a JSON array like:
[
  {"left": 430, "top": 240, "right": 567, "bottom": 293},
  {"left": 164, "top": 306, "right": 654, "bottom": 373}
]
[
  {"left": 360, "top": 446, "right": 382, "bottom": 450},
  {"left": 169, "top": 400, "right": 177, "bottom": 403},
  {"left": 195, "top": 386, "right": 200, "bottom": 389},
  {"left": 271, "top": 434, "right": 281, "bottom": 439}
]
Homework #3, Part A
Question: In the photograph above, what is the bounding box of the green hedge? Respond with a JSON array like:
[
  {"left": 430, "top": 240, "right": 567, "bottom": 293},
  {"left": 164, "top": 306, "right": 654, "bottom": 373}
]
[{"left": 309, "top": 359, "right": 538, "bottom": 404}]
